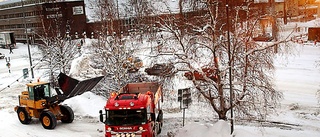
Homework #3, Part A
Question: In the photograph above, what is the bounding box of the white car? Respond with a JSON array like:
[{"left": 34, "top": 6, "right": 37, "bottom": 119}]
[{"left": 0, "top": 53, "right": 5, "bottom": 59}]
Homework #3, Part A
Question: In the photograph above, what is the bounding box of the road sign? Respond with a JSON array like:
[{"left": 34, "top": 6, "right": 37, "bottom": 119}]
[
  {"left": 178, "top": 88, "right": 192, "bottom": 109},
  {"left": 23, "top": 68, "right": 29, "bottom": 79},
  {"left": 178, "top": 89, "right": 182, "bottom": 102},
  {"left": 178, "top": 88, "right": 192, "bottom": 127}
]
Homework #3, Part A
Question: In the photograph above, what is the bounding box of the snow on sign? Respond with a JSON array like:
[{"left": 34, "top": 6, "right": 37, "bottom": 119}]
[
  {"left": 178, "top": 88, "right": 192, "bottom": 109},
  {"left": 178, "top": 88, "right": 192, "bottom": 126},
  {"left": 73, "top": 6, "right": 84, "bottom": 15}
]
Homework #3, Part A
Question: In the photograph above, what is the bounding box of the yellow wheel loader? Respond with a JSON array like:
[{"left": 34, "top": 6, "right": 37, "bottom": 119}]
[{"left": 14, "top": 73, "right": 103, "bottom": 129}]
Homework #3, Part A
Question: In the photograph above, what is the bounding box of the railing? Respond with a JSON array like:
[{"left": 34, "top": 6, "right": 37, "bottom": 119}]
[{"left": 0, "top": 0, "right": 47, "bottom": 9}]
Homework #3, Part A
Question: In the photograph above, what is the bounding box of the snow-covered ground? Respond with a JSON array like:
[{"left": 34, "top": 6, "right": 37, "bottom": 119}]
[{"left": 1, "top": 21, "right": 320, "bottom": 137}]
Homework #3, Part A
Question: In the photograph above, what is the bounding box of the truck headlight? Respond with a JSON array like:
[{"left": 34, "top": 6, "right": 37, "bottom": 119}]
[
  {"left": 139, "top": 127, "right": 143, "bottom": 131},
  {"left": 107, "top": 127, "right": 112, "bottom": 131}
]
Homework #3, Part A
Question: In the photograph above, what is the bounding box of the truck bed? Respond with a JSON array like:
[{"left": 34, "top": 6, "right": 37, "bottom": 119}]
[{"left": 120, "top": 82, "right": 161, "bottom": 94}]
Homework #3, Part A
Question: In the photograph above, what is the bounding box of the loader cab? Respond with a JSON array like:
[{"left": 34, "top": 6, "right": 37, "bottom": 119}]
[{"left": 27, "top": 82, "right": 51, "bottom": 101}]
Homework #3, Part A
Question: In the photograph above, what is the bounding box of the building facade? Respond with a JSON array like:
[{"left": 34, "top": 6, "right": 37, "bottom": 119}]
[
  {"left": 0, "top": 0, "right": 86, "bottom": 43},
  {"left": 0, "top": 0, "right": 318, "bottom": 44}
]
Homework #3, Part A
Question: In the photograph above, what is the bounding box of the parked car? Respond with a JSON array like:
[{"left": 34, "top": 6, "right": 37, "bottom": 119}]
[
  {"left": 145, "top": 63, "right": 176, "bottom": 77},
  {"left": 0, "top": 53, "right": 5, "bottom": 59},
  {"left": 253, "top": 34, "right": 273, "bottom": 42}
]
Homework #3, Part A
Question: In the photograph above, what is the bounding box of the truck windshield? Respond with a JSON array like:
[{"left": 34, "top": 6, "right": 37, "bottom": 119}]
[{"left": 106, "top": 109, "right": 147, "bottom": 126}]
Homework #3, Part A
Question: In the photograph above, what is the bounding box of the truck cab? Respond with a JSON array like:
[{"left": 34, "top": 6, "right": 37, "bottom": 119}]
[
  {"left": 99, "top": 82, "right": 163, "bottom": 137},
  {"left": 0, "top": 31, "right": 16, "bottom": 48}
]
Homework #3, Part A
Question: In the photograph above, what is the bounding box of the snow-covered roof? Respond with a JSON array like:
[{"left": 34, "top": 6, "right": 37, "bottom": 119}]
[
  {"left": 0, "top": 0, "right": 18, "bottom": 5},
  {"left": 0, "top": 0, "right": 82, "bottom": 5},
  {"left": 85, "top": 0, "right": 185, "bottom": 22},
  {"left": 254, "top": 0, "right": 284, "bottom": 3}
]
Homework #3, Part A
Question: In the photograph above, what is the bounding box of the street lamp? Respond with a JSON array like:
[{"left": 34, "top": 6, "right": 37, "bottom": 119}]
[{"left": 21, "top": 0, "right": 34, "bottom": 78}]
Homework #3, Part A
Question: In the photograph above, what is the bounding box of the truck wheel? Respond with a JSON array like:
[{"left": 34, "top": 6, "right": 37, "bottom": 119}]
[
  {"left": 17, "top": 107, "right": 31, "bottom": 124},
  {"left": 153, "top": 128, "right": 157, "bottom": 137},
  {"left": 156, "top": 110, "right": 163, "bottom": 134},
  {"left": 60, "top": 105, "right": 74, "bottom": 123},
  {"left": 157, "top": 122, "right": 162, "bottom": 134},
  {"left": 40, "top": 111, "right": 57, "bottom": 129}
]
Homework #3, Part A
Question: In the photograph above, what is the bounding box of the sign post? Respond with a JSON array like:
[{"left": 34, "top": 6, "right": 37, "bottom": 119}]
[
  {"left": 5, "top": 57, "right": 10, "bottom": 73},
  {"left": 178, "top": 88, "right": 191, "bottom": 126}
]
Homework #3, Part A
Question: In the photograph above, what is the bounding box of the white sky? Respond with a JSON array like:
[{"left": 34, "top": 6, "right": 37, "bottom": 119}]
[{"left": 0, "top": 9, "right": 320, "bottom": 137}]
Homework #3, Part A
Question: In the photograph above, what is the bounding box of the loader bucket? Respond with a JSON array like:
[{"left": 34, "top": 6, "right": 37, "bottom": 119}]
[{"left": 57, "top": 73, "right": 104, "bottom": 98}]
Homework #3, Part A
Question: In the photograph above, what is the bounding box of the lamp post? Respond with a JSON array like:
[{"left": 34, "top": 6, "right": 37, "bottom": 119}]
[
  {"left": 21, "top": 0, "right": 34, "bottom": 78},
  {"left": 226, "top": 0, "right": 234, "bottom": 134},
  {"left": 317, "top": 0, "right": 320, "bottom": 18}
]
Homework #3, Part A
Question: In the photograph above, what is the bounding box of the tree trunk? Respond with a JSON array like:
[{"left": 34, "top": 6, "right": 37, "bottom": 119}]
[{"left": 218, "top": 110, "right": 227, "bottom": 120}]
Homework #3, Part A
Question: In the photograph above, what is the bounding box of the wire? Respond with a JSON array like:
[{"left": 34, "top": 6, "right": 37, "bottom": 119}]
[
  {"left": 0, "top": 39, "right": 84, "bottom": 93},
  {"left": 0, "top": 76, "right": 23, "bottom": 93},
  {"left": 0, "top": 55, "right": 47, "bottom": 93}
]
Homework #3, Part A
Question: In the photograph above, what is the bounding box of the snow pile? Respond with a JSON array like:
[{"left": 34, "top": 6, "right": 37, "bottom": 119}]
[
  {"left": 176, "top": 120, "right": 231, "bottom": 137},
  {"left": 63, "top": 92, "right": 106, "bottom": 117},
  {"left": 175, "top": 120, "right": 259, "bottom": 137},
  {"left": 68, "top": 39, "right": 103, "bottom": 79},
  {"left": 69, "top": 54, "right": 91, "bottom": 77}
]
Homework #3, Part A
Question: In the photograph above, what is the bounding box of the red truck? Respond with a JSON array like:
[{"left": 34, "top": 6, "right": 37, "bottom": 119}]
[{"left": 99, "top": 82, "right": 163, "bottom": 137}]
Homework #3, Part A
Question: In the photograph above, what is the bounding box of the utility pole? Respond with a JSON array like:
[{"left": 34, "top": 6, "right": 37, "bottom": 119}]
[
  {"left": 226, "top": 0, "right": 234, "bottom": 134},
  {"left": 284, "top": 0, "right": 287, "bottom": 24},
  {"left": 21, "top": 0, "right": 34, "bottom": 78},
  {"left": 269, "top": 0, "right": 278, "bottom": 52}
]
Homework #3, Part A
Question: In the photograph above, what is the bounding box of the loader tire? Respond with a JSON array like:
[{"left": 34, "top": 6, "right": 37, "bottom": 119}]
[
  {"left": 60, "top": 105, "right": 74, "bottom": 123},
  {"left": 17, "top": 107, "right": 31, "bottom": 124},
  {"left": 40, "top": 111, "right": 57, "bottom": 129}
]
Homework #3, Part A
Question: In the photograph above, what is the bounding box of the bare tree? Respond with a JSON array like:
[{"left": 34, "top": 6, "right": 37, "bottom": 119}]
[
  {"left": 88, "top": 0, "right": 150, "bottom": 96},
  {"left": 317, "top": 60, "right": 320, "bottom": 105},
  {"left": 36, "top": 37, "right": 79, "bottom": 83},
  {"left": 154, "top": 0, "right": 294, "bottom": 121},
  {"left": 34, "top": 5, "right": 80, "bottom": 86}
]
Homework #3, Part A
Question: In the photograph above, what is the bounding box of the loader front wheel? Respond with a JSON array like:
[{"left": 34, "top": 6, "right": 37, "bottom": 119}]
[
  {"left": 40, "top": 111, "right": 57, "bottom": 129},
  {"left": 17, "top": 107, "right": 31, "bottom": 124},
  {"left": 60, "top": 105, "right": 74, "bottom": 123}
]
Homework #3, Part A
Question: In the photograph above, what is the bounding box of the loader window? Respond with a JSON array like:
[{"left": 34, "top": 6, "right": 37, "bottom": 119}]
[
  {"left": 42, "top": 84, "right": 50, "bottom": 97},
  {"left": 34, "top": 84, "right": 51, "bottom": 101},
  {"left": 28, "top": 87, "right": 34, "bottom": 100},
  {"left": 106, "top": 109, "right": 147, "bottom": 126}
]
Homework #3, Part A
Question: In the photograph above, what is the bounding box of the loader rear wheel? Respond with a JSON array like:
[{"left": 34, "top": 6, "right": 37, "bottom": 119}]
[
  {"left": 17, "top": 107, "right": 31, "bottom": 124},
  {"left": 40, "top": 111, "right": 57, "bottom": 129},
  {"left": 60, "top": 105, "right": 74, "bottom": 123}
]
